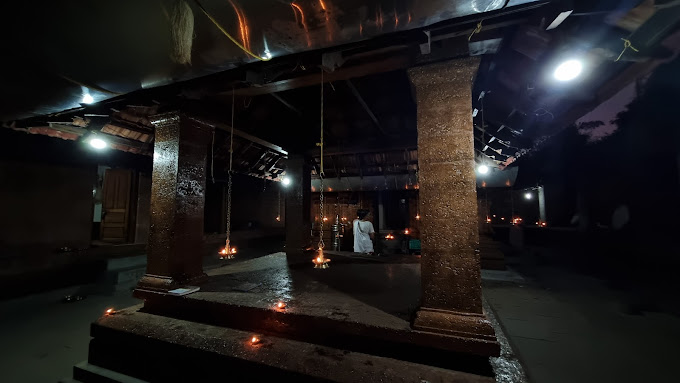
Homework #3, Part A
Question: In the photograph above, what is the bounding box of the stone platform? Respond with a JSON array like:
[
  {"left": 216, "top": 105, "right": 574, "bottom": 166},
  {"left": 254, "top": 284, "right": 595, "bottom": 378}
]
[{"left": 74, "top": 253, "right": 505, "bottom": 382}]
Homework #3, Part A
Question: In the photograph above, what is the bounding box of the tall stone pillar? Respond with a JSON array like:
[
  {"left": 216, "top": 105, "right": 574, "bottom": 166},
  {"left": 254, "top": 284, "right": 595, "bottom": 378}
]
[
  {"left": 135, "top": 111, "right": 212, "bottom": 293},
  {"left": 285, "top": 155, "right": 311, "bottom": 262},
  {"left": 409, "top": 59, "right": 497, "bottom": 349}
]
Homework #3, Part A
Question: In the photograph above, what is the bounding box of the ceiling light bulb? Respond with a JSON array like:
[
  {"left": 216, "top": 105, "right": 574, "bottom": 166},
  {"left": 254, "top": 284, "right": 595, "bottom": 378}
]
[
  {"left": 524, "top": 192, "right": 532, "bottom": 200},
  {"left": 554, "top": 59, "right": 582, "bottom": 81},
  {"left": 477, "top": 165, "right": 489, "bottom": 174},
  {"left": 90, "top": 138, "right": 107, "bottom": 149},
  {"left": 282, "top": 177, "right": 291, "bottom": 186},
  {"left": 82, "top": 94, "right": 94, "bottom": 104}
]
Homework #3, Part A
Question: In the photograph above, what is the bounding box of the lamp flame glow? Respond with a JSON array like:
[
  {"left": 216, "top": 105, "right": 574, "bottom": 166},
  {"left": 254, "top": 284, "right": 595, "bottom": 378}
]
[
  {"left": 105, "top": 308, "right": 115, "bottom": 315},
  {"left": 251, "top": 336, "right": 260, "bottom": 345}
]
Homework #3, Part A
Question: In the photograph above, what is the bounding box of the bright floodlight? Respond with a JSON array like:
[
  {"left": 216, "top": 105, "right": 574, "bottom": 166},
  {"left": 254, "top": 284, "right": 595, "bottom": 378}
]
[
  {"left": 82, "top": 93, "right": 94, "bottom": 104},
  {"left": 554, "top": 59, "right": 582, "bottom": 81},
  {"left": 90, "top": 138, "right": 107, "bottom": 149},
  {"left": 477, "top": 165, "right": 489, "bottom": 174},
  {"left": 282, "top": 177, "right": 291, "bottom": 186},
  {"left": 524, "top": 192, "right": 532, "bottom": 200}
]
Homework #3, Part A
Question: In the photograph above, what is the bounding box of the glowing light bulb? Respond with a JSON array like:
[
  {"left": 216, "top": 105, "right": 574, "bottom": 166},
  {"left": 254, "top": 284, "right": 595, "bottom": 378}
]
[
  {"left": 89, "top": 138, "right": 107, "bottom": 150},
  {"left": 82, "top": 93, "right": 94, "bottom": 104},
  {"left": 554, "top": 59, "right": 582, "bottom": 81},
  {"left": 282, "top": 177, "right": 291, "bottom": 186},
  {"left": 276, "top": 216, "right": 281, "bottom": 221},
  {"left": 415, "top": 214, "right": 421, "bottom": 220},
  {"left": 524, "top": 192, "right": 532, "bottom": 200},
  {"left": 404, "top": 229, "right": 410, "bottom": 235},
  {"left": 477, "top": 165, "right": 489, "bottom": 174}
]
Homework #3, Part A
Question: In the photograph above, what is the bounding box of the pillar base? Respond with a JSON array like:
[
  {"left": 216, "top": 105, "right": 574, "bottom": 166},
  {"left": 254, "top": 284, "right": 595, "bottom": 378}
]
[
  {"left": 134, "top": 272, "right": 208, "bottom": 295},
  {"left": 413, "top": 307, "right": 498, "bottom": 344}
]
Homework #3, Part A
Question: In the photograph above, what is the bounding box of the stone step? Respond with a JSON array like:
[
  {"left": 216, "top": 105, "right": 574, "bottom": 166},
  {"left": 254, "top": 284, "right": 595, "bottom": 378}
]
[
  {"left": 83, "top": 309, "right": 494, "bottom": 383},
  {"left": 73, "top": 361, "right": 148, "bottom": 383}
]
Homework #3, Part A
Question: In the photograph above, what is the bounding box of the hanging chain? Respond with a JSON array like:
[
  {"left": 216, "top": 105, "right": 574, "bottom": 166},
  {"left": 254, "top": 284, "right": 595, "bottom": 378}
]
[
  {"left": 318, "top": 67, "right": 325, "bottom": 250},
  {"left": 277, "top": 188, "right": 281, "bottom": 220},
  {"left": 225, "top": 88, "right": 235, "bottom": 250}
]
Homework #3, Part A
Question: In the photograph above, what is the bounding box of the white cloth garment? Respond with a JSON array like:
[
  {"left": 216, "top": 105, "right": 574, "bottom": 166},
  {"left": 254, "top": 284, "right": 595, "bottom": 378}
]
[{"left": 353, "top": 219, "right": 375, "bottom": 253}]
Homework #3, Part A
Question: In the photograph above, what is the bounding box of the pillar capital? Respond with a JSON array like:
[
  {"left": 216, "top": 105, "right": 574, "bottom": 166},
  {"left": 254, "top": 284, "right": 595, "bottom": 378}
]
[{"left": 408, "top": 57, "right": 480, "bottom": 87}]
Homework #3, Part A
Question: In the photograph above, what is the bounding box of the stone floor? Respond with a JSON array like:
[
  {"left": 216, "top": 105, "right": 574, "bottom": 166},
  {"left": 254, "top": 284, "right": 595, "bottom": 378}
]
[{"left": 2, "top": 250, "right": 680, "bottom": 382}]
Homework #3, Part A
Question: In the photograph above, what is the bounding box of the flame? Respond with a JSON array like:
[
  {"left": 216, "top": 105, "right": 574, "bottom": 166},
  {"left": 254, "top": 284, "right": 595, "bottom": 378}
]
[
  {"left": 404, "top": 229, "right": 410, "bottom": 235},
  {"left": 415, "top": 214, "right": 420, "bottom": 220},
  {"left": 105, "top": 308, "right": 114, "bottom": 315},
  {"left": 359, "top": 22, "right": 363, "bottom": 36},
  {"left": 323, "top": 217, "right": 328, "bottom": 222},
  {"left": 291, "top": 3, "right": 312, "bottom": 47},
  {"left": 276, "top": 301, "right": 286, "bottom": 309},
  {"left": 231, "top": 247, "right": 237, "bottom": 254},
  {"left": 376, "top": 5, "right": 384, "bottom": 30},
  {"left": 501, "top": 217, "right": 505, "bottom": 220},
  {"left": 276, "top": 216, "right": 281, "bottom": 222},
  {"left": 408, "top": 12, "right": 412, "bottom": 24},
  {"left": 394, "top": 8, "right": 399, "bottom": 28},
  {"left": 251, "top": 336, "right": 260, "bottom": 344}
]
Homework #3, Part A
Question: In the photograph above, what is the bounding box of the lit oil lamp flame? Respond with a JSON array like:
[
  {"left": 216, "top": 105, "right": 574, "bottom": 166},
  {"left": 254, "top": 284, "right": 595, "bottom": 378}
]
[
  {"left": 276, "top": 301, "right": 286, "bottom": 309},
  {"left": 276, "top": 216, "right": 281, "bottom": 222},
  {"left": 404, "top": 229, "right": 410, "bottom": 235},
  {"left": 313, "top": 251, "right": 330, "bottom": 269},
  {"left": 323, "top": 217, "right": 328, "bottom": 222},
  {"left": 105, "top": 308, "right": 115, "bottom": 315},
  {"left": 415, "top": 214, "right": 420, "bottom": 220},
  {"left": 250, "top": 336, "right": 260, "bottom": 345}
]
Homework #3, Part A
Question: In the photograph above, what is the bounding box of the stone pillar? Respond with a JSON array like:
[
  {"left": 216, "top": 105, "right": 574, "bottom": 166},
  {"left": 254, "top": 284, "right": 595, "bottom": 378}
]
[
  {"left": 135, "top": 111, "right": 212, "bottom": 293},
  {"left": 409, "top": 59, "right": 497, "bottom": 348},
  {"left": 285, "top": 155, "right": 311, "bottom": 262},
  {"left": 538, "top": 185, "right": 547, "bottom": 223}
]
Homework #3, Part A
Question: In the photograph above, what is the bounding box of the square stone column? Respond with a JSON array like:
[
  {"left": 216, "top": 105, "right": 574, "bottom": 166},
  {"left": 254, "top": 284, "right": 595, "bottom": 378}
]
[
  {"left": 409, "top": 59, "right": 498, "bottom": 350},
  {"left": 135, "top": 111, "right": 212, "bottom": 293},
  {"left": 285, "top": 155, "right": 312, "bottom": 263}
]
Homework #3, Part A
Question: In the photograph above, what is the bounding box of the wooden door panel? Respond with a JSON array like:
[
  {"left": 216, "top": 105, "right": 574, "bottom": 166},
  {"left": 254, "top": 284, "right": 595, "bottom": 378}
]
[{"left": 100, "top": 169, "right": 132, "bottom": 242}]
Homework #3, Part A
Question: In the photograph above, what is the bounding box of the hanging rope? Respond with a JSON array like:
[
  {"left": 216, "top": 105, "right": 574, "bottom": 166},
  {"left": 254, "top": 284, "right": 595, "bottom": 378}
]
[
  {"left": 210, "top": 128, "right": 215, "bottom": 183},
  {"left": 468, "top": 20, "right": 483, "bottom": 41},
  {"left": 192, "top": 0, "right": 271, "bottom": 61},
  {"left": 615, "top": 38, "right": 639, "bottom": 62}
]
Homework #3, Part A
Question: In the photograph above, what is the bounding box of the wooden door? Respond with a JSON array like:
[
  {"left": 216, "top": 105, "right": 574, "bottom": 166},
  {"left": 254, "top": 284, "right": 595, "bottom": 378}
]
[{"left": 100, "top": 169, "right": 132, "bottom": 243}]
